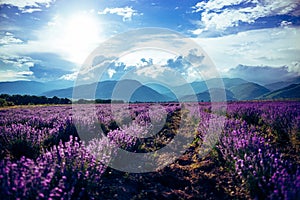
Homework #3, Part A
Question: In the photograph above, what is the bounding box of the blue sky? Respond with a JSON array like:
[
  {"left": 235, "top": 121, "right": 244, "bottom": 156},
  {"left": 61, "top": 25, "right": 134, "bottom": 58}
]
[{"left": 0, "top": 0, "right": 299, "bottom": 84}]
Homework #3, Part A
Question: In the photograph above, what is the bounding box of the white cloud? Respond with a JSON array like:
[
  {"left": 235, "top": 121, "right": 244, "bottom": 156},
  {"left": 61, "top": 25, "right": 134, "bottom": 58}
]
[
  {"left": 0, "top": 13, "right": 9, "bottom": 19},
  {"left": 289, "top": 62, "right": 300, "bottom": 74},
  {"left": 0, "top": 55, "right": 34, "bottom": 68},
  {"left": 0, "top": 32, "right": 23, "bottom": 45},
  {"left": 135, "top": 65, "right": 168, "bottom": 79},
  {"left": 191, "top": 28, "right": 204, "bottom": 35},
  {"left": 280, "top": 20, "right": 293, "bottom": 27},
  {"left": 193, "top": 0, "right": 245, "bottom": 13},
  {"left": 193, "top": 0, "right": 300, "bottom": 31},
  {"left": 21, "top": 8, "right": 42, "bottom": 13},
  {"left": 18, "top": 70, "right": 34, "bottom": 76},
  {"left": 59, "top": 71, "right": 78, "bottom": 81},
  {"left": 0, "top": 0, "right": 55, "bottom": 8},
  {"left": 0, "top": 70, "right": 33, "bottom": 81},
  {"left": 227, "top": 65, "right": 299, "bottom": 84},
  {"left": 194, "top": 26, "right": 300, "bottom": 73},
  {"left": 118, "top": 49, "right": 174, "bottom": 67},
  {"left": 107, "top": 68, "right": 116, "bottom": 78},
  {"left": 0, "top": 0, "right": 55, "bottom": 13},
  {"left": 98, "top": 6, "right": 140, "bottom": 21}
]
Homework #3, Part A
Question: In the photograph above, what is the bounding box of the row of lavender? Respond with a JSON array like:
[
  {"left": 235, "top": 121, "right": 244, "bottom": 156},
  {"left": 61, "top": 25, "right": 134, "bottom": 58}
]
[
  {"left": 219, "top": 101, "right": 300, "bottom": 199},
  {"left": 0, "top": 101, "right": 299, "bottom": 199},
  {"left": 163, "top": 101, "right": 300, "bottom": 199},
  {"left": 0, "top": 106, "right": 100, "bottom": 199},
  {"left": 0, "top": 104, "right": 181, "bottom": 199}
]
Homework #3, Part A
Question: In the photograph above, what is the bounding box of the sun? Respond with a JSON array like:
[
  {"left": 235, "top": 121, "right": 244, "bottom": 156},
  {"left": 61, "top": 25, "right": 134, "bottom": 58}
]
[{"left": 61, "top": 13, "right": 102, "bottom": 64}]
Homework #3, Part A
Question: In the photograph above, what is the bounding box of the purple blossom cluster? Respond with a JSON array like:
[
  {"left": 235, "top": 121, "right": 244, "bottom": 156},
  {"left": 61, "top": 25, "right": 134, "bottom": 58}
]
[
  {"left": 0, "top": 103, "right": 183, "bottom": 199},
  {"left": 0, "top": 101, "right": 299, "bottom": 199},
  {"left": 1, "top": 136, "right": 104, "bottom": 199},
  {"left": 227, "top": 101, "right": 300, "bottom": 136},
  {"left": 219, "top": 101, "right": 300, "bottom": 199}
]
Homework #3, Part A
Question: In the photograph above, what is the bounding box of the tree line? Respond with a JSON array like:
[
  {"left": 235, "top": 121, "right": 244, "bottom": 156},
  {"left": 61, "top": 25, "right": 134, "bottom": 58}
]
[
  {"left": 0, "top": 94, "right": 71, "bottom": 107},
  {"left": 73, "top": 99, "right": 124, "bottom": 104}
]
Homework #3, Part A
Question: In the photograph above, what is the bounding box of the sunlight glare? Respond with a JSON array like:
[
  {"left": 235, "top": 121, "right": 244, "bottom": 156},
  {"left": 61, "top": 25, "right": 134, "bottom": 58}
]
[{"left": 62, "top": 13, "right": 101, "bottom": 64}]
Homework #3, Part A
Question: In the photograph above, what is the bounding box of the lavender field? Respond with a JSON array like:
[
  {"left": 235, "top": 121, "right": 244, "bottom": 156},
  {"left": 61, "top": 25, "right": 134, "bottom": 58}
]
[{"left": 0, "top": 101, "right": 299, "bottom": 199}]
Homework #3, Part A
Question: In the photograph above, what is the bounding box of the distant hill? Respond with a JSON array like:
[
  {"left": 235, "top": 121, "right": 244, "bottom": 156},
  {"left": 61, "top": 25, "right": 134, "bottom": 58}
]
[
  {"left": 166, "top": 78, "right": 249, "bottom": 97},
  {"left": 44, "top": 79, "right": 174, "bottom": 102},
  {"left": 261, "top": 83, "right": 300, "bottom": 99},
  {"left": 181, "top": 88, "right": 236, "bottom": 102},
  {"left": 0, "top": 81, "right": 46, "bottom": 95},
  {"left": 48, "top": 81, "right": 117, "bottom": 99},
  {"left": 145, "top": 83, "right": 177, "bottom": 99},
  {"left": 212, "top": 78, "right": 249, "bottom": 89},
  {"left": 1, "top": 78, "right": 299, "bottom": 102},
  {"left": 264, "top": 76, "right": 300, "bottom": 91},
  {"left": 229, "top": 82, "right": 270, "bottom": 100},
  {"left": 0, "top": 80, "right": 74, "bottom": 96}
]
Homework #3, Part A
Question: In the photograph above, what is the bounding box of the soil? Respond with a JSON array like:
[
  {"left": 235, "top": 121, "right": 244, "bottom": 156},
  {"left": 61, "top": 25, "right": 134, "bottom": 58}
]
[{"left": 98, "top": 149, "right": 251, "bottom": 200}]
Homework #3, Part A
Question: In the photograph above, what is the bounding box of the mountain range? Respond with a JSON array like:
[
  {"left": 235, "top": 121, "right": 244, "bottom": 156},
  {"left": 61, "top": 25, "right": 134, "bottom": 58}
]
[
  {"left": 0, "top": 80, "right": 74, "bottom": 95},
  {"left": 264, "top": 76, "right": 300, "bottom": 91},
  {"left": 50, "top": 80, "right": 173, "bottom": 102},
  {"left": 0, "top": 77, "right": 299, "bottom": 102},
  {"left": 261, "top": 83, "right": 300, "bottom": 99}
]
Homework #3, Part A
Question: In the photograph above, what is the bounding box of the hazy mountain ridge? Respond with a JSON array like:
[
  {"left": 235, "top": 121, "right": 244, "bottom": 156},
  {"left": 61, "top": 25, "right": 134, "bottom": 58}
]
[
  {"left": 44, "top": 80, "right": 173, "bottom": 102},
  {"left": 0, "top": 81, "right": 46, "bottom": 95},
  {"left": 0, "top": 80, "right": 74, "bottom": 95},
  {"left": 181, "top": 88, "right": 237, "bottom": 102},
  {"left": 261, "top": 83, "right": 300, "bottom": 99},
  {"left": 0, "top": 78, "right": 299, "bottom": 101},
  {"left": 229, "top": 82, "right": 270, "bottom": 100},
  {"left": 264, "top": 76, "right": 300, "bottom": 91},
  {"left": 165, "top": 78, "right": 248, "bottom": 97}
]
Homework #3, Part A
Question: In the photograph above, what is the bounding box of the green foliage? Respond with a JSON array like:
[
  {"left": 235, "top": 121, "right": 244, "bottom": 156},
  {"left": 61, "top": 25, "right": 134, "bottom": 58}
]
[
  {"left": 74, "top": 99, "right": 125, "bottom": 104},
  {"left": 8, "top": 139, "right": 41, "bottom": 160},
  {"left": 0, "top": 98, "right": 14, "bottom": 107},
  {"left": 0, "top": 94, "right": 71, "bottom": 106}
]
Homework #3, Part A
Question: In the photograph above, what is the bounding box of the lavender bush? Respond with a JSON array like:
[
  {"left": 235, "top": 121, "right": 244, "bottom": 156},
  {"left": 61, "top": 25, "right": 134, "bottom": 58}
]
[{"left": 0, "top": 101, "right": 299, "bottom": 199}]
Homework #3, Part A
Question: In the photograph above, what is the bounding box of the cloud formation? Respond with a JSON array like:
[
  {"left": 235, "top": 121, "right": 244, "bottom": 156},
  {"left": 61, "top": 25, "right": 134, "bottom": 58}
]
[
  {"left": 0, "top": 52, "right": 75, "bottom": 81},
  {"left": 228, "top": 65, "right": 300, "bottom": 84},
  {"left": 192, "top": 0, "right": 300, "bottom": 32},
  {"left": 29, "top": 64, "right": 70, "bottom": 80},
  {"left": 0, "top": 55, "right": 34, "bottom": 68},
  {"left": 195, "top": 26, "right": 300, "bottom": 72},
  {"left": 0, "top": 0, "right": 55, "bottom": 12},
  {"left": 21, "top": 8, "right": 42, "bottom": 13},
  {"left": 0, "top": 70, "right": 33, "bottom": 81},
  {"left": 0, "top": 54, "right": 35, "bottom": 81},
  {"left": 0, "top": 32, "right": 23, "bottom": 45},
  {"left": 80, "top": 47, "right": 208, "bottom": 86},
  {"left": 98, "top": 6, "right": 140, "bottom": 21},
  {"left": 59, "top": 71, "right": 78, "bottom": 81}
]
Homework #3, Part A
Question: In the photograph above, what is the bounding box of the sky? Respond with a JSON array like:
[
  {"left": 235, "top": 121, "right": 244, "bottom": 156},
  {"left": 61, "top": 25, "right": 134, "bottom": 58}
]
[{"left": 0, "top": 0, "right": 300, "bottom": 85}]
